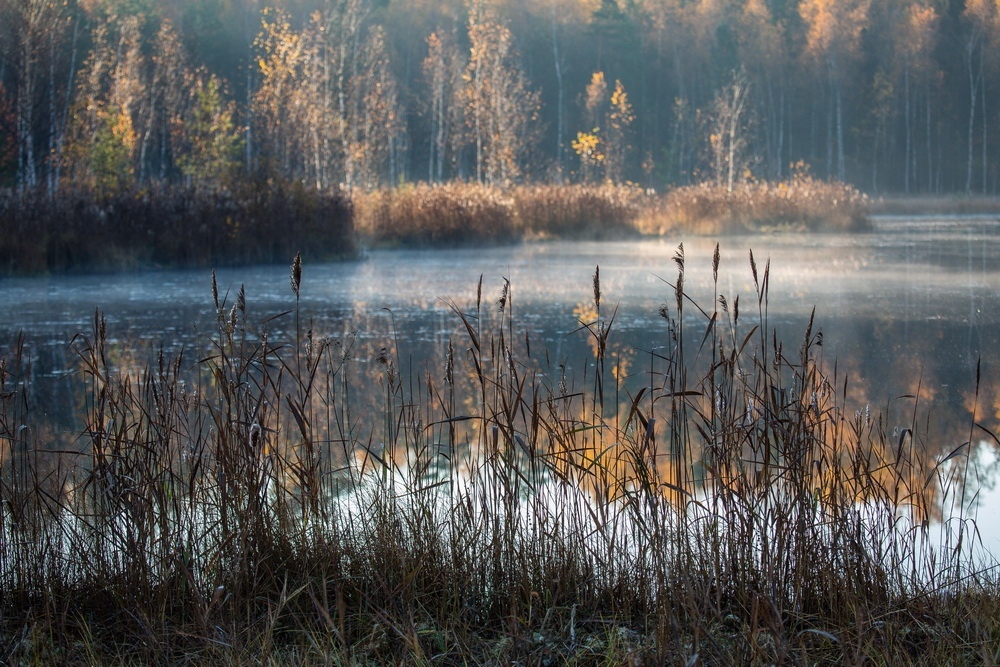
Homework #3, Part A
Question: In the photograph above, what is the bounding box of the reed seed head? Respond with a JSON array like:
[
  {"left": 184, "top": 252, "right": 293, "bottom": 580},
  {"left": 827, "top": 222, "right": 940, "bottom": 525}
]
[
  {"left": 237, "top": 284, "right": 246, "bottom": 316},
  {"left": 593, "top": 265, "right": 601, "bottom": 310},
  {"left": 291, "top": 251, "right": 302, "bottom": 298},
  {"left": 446, "top": 340, "right": 454, "bottom": 386},
  {"left": 212, "top": 269, "right": 220, "bottom": 312},
  {"left": 497, "top": 278, "right": 510, "bottom": 313}
]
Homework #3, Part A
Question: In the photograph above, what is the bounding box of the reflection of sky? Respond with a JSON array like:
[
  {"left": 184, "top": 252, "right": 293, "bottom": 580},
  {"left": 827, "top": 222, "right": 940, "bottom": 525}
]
[
  {"left": 2, "top": 216, "right": 1000, "bottom": 555},
  {"left": 3, "top": 216, "right": 999, "bottom": 333},
  {"left": 932, "top": 441, "right": 1000, "bottom": 565}
]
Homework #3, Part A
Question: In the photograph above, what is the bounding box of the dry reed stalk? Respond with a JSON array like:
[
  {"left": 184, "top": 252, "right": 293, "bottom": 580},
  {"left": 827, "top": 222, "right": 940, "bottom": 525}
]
[{"left": 0, "top": 251, "right": 994, "bottom": 665}]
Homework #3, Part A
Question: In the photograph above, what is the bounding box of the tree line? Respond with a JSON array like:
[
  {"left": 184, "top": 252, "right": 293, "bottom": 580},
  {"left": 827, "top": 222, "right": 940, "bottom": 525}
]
[{"left": 2, "top": 0, "right": 999, "bottom": 196}]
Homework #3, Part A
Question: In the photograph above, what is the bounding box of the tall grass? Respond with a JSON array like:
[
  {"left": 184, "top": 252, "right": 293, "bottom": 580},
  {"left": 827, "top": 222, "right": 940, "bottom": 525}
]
[
  {"left": 353, "top": 181, "right": 648, "bottom": 246},
  {"left": 356, "top": 178, "right": 870, "bottom": 249},
  {"left": 0, "top": 250, "right": 996, "bottom": 664},
  {"left": 353, "top": 182, "right": 518, "bottom": 247},
  {"left": 634, "top": 177, "right": 871, "bottom": 234}
]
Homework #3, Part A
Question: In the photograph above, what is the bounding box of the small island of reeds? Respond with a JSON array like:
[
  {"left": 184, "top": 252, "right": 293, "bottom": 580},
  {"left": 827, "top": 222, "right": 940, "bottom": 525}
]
[
  {"left": 353, "top": 176, "right": 869, "bottom": 248},
  {"left": 1, "top": 251, "right": 996, "bottom": 665}
]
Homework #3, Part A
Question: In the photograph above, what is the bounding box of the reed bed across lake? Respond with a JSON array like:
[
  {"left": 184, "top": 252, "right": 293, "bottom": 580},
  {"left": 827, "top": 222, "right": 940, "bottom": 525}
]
[
  {"left": 1, "top": 177, "right": 867, "bottom": 275},
  {"left": 0, "top": 249, "right": 995, "bottom": 665}
]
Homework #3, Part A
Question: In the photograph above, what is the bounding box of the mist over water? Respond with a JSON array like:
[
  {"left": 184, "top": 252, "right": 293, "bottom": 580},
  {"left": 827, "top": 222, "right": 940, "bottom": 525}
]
[{"left": 3, "top": 215, "right": 1000, "bottom": 553}]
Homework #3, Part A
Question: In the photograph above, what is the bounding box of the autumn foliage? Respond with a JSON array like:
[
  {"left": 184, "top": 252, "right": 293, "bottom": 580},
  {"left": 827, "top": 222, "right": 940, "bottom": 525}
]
[{"left": 3, "top": 0, "right": 1000, "bottom": 194}]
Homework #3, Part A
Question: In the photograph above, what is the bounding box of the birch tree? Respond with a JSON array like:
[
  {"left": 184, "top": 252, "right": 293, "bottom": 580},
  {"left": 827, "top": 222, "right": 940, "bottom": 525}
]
[
  {"left": 736, "top": 0, "right": 786, "bottom": 180},
  {"left": 463, "top": 0, "right": 540, "bottom": 186},
  {"left": 138, "top": 19, "right": 188, "bottom": 182},
  {"left": 894, "top": 2, "right": 938, "bottom": 193},
  {"left": 329, "top": 0, "right": 368, "bottom": 191},
  {"left": 799, "top": 0, "right": 872, "bottom": 182},
  {"left": 604, "top": 79, "right": 634, "bottom": 183},
  {"left": 572, "top": 71, "right": 633, "bottom": 183},
  {"left": 253, "top": 9, "right": 309, "bottom": 180},
  {"left": 422, "top": 29, "right": 464, "bottom": 183},
  {"left": 353, "top": 25, "right": 405, "bottom": 188},
  {"left": 0, "top": 84, "right": 15, "bottom": 181},
  {"left": 177, "top": 74, "right": 243, "bottom": 185},
  {"left": 0, "top": 0, "right": 76, "bottom": 192},
  {"left": 63, "top": 13, "right": 144, "bottom": 193},
  {"left": 573, "top": 71, "right": 607, "bottom": 182},
  {"left": 962, "top": 0, "right": 999, "bottom": 194},
  {"left": 708, "top": 69, "right": 751, "bottom": 193}
]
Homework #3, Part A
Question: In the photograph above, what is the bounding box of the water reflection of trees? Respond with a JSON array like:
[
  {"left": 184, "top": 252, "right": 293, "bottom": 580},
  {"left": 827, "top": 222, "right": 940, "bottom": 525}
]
[
  {"left": 1, "top": 254, "right": 997, "bottom": 538},
  {"left": 5, "top": 251, "right": 1000, "bottom": 667}
]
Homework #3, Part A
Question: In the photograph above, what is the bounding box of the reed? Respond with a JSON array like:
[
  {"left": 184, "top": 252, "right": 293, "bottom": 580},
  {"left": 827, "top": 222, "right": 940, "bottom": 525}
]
[
  {"left": 634, "top": 177, "right": 871, "bottom": 235},
  {"left": 0, "top": 181, "right": 354, "bottom": 275},
  {"left": 356, "top": 178, "right": 869, "bottom": 250},
  {"left": 353, "top": 181, "right": 646, "bottom": 246},
  {"left": 353, "top": 182, "right": 518, "bottom": 247},
  {"left": 0, "top": 250, "right": 994, "bottom": 665},
  {"left": 510, "top": 183, "right": 644, "bottom": 238},
  {"left": 2, "top": 178, "right": 868, "bottom": 274}
]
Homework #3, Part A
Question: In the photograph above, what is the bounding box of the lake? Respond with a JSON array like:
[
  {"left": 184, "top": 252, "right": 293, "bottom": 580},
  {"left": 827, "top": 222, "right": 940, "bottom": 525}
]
[{"left": 2, "top": 214, "right": 1000, "bottom": 554}]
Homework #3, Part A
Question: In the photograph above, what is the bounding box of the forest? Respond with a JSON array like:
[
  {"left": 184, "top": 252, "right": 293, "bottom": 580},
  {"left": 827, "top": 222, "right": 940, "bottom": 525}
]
[{"left": 1, "top": 0, "right": 999, "bottom": 196}]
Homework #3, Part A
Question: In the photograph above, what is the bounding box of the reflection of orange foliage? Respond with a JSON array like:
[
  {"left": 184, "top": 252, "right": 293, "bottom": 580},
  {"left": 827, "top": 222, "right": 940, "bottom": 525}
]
[{"left": 572, "top": 301, "right": 633, "bottom": 390}]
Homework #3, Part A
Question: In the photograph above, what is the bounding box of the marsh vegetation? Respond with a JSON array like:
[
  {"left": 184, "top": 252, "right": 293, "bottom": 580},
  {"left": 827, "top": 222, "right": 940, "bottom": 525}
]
[
  {"left": 0, "top": 176, "right": 869, "bottom": 275},
  {"left": 1, "top": 251, "right": 997, "bottom": 665}
]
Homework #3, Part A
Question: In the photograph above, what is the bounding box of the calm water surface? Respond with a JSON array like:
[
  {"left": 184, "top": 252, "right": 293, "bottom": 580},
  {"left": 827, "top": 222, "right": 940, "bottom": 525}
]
[{"left": 3, "top": 215, "right": 1000, "bottom": 551}]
